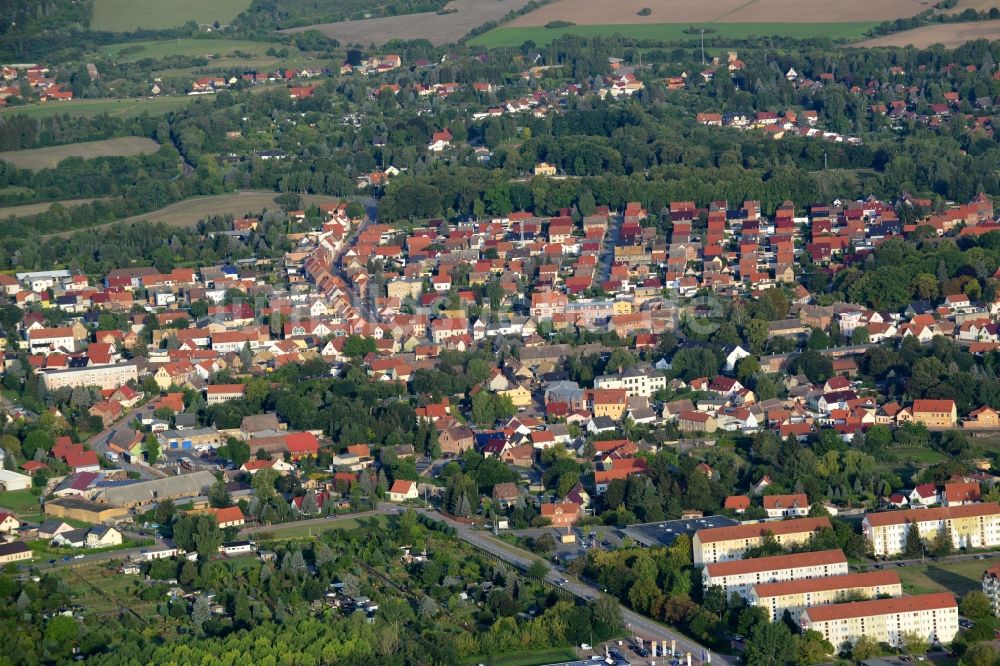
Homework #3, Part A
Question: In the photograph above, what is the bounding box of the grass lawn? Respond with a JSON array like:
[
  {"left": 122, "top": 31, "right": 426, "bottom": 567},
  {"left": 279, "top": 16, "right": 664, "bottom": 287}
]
[
  {"left": 464, "top": 647, "right": 578, "bottom": 666},
  {"left": 468, "top": 22, "right": 880, "bottom": 48},
  {"left": 0, "top": 96, "right": 197, "bottom": 120},
  {"left": 92, "top": 0, "right": 251, "bottom": 32},
  {"left": 27, "top": 538, "right": 154, "bottom": 557},
  {"left": 0, "top": 489, "right": 43, "bottom": 513},
  {"left": 893, "top": 559, "right": 988, "bottom": 597},
  {"left": 101, "top": 38, "right": 274, "bottom": 62},
  {"left": 252, "top": 515, "right": 388, "bottom": 540}
]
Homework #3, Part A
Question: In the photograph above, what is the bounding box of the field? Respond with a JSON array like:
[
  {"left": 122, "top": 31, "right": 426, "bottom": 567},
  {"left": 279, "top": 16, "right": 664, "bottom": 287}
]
[
  {"left": 0, "top": 137, "right": 160, "bottom": 171},
  {"left": 507, "top": 0, "right": 932, "bottom": 27},
  {"left": 40, "top": 190, "right": 346, "bottom": 237},
  {"left": 91, "top": 0, "right": 252, "bottom": 32},
  {"left": 469, "top": 22, "right": 880, "bottom": 48},
  {"left": 100, "top": 38, "right": 274, "bottom": 62},
  {"left": 280, "top": 0, "right": 538, "bottom": 46},
  {"left": 0, "top": 489, "right": 43, "bottom": 514},
  {"left": 855, "top": 20, "right": 1000, "bottom": 47},
  {"left": 892, "top": 558, "right": 989, "bottom": 597},
  {"left": 0, "top": 198, "right": 106, "bottom": 219},
  {"left": 0, "top": 96, "right": 197, "bottom": 120}
]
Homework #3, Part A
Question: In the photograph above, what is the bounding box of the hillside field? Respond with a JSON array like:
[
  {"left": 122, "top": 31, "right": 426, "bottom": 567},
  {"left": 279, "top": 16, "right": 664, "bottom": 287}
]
[
  {"left": 280, "top": 0, "right": 537, "bottom": 46},
  {"left": 100, "top": 39, "right": 274, "bottom": 62},
  {"left": 855, "top": 20, "right": 1000, "bottom": 47},
  {"left": 0, "top": 96, "right": 196, "bottom": 120},
  {"left": 0, "top": 199, "right": 107, "bottom": 219},
  {"left": 91, "top": 0, "right": 252, "bottom": 32},
  {"left": 468, "top": 22, "right": 880, "bottom": 48},
  {"left": 0, "top": 138, "right": 161, "bottom": 170},
  {"left": 41, "top": 191, "right": 345, "bottom": 237}
]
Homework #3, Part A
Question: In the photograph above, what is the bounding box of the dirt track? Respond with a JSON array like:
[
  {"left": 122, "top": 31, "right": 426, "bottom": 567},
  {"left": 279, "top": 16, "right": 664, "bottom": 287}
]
[
  {"left": 509, "top": 0, "right": 932, "bottom": 26},
  {"left": 280, "top": 0, "right": 536, "bottom": 45}
]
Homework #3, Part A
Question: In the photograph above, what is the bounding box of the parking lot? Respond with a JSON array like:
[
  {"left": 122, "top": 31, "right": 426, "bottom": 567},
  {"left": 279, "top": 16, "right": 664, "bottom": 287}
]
[{"left": 625, "top": 516, "right": 740, "bottom": 547}]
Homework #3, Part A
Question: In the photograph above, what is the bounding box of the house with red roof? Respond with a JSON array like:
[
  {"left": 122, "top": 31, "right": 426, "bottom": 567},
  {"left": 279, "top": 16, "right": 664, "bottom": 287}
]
[{"left": 388, "top": 480, "right": 418, "bottom": 502}]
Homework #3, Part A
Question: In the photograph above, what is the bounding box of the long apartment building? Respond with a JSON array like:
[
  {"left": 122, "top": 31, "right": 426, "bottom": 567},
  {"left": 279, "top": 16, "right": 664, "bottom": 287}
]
[
  {"left": 750, "top": 570, "right": 902, "bottom": 622},
  {"left": 799, "top": 593, "right": 958, "bottom": 651},
  {"left": 862, "top": 503, "right": 1000, "bottom": 557},
  {"left": 41, "top": 363, "right": 139, "bottom": 391},
  {"left": 692, "top": 517, "right": 832, "bottom": 564},
  {"left": 702, "top": 549, "right": 848, "bottom": 599}
]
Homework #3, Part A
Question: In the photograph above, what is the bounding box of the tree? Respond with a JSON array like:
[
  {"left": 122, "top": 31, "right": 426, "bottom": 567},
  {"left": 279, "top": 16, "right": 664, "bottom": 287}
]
[
  {"left": 172, "top": 514, "right": 222, "bottom": 560},
  {"left": 789, "top": 350, "right": 834, "bottom": 383},
  {"left": 962, "top": 591, "right": 994, "bottom": 620},
  {"left": 526, "top": 560, "right": 548, "bottom": 579},
  {"left": 853, "top": 325, "right": 870, "bottom": 344},
  {"left": 901, "top": 631, "right": 930, "bottom": 655},
  {"left": 218, "top": 438, "right": 251, "bottom": 468},
  {"left": 961, "top": 643, "right": 998, "bottom": 666},
  {"left": 208, "top": 477, "right": 232, "bottom": 508},
  {"left": 798, "top": 630, "right": 834, "bottom": 665},
  {"left": 145, "top": 435, "right": 161, "bottom": 465},
  {"left": 743, "top": 620, "right": 797, "bottom": 666},
  {"left": 852, "top": 635, "right": 883, "bottom": 660}
]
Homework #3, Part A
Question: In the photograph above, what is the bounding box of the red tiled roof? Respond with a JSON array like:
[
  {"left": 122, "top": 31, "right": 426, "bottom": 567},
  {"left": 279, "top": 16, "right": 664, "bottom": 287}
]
[
  {"left": 864, "top": 502, "right": 1000, "bottom": 527},
  {"left": 752, "top": 570, "right": 899, "bottom": 598},
  {"left": 705, "top": 549, "right": 846, "bottom": 578},
  {"left": 212, "top": 506, "right": 244, "bottom": 524},
  {"left": 696, "top": 517, "right": 831, "bottom": 544},
  {"left": 802, "top": 592, "right": 954, "bottom": 622}
]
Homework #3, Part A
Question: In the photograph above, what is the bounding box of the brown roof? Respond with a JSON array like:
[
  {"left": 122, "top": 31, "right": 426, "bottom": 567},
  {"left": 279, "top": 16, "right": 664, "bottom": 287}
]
[
  {"left": 802, "top": 592, "right": 955, "bottom": 622},
  {"left": 762, "top": 494, "right": 809, "bottom": 510},
  {"left": 752, "top": 570, "right": 900, "bottom": 598},
  {"left": 705, "top": 549, "right": 845, "bottom": 578},
  {"left": 864, "top": 502, "right": 1000, "bottom": 527},
  {"left": 696, "top": 517, "right": 831, "bottom": 544},
  {"left": 912, "top": 399, "right": 955, "bottom": 413}
]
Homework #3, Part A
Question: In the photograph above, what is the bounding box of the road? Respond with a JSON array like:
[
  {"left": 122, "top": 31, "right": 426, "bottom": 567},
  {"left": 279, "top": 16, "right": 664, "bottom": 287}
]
[
  {"left": 416, "top": 509, "right": 727, "bottom": 666},
  {"left": 329, "top": 198, "right": 378, "bottom": 322},
  {"left": 596, "top": 213, "right": 624, "bottom": 285}
]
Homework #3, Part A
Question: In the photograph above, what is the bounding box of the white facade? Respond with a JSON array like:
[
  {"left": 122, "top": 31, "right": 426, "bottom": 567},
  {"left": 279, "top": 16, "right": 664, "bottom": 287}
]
[
  {"left": 703, "top": 549, "right": 849, "bottom": 599},
  {"left": 800, "top": 593, "right": 958, "bottom": 651}
]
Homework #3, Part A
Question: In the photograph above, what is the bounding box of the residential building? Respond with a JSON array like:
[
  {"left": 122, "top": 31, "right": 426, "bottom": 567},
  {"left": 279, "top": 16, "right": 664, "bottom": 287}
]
[
  {"left": 389, "top": 480, "right": 418, "bottom": 502},
  {"left": 799, "top": 593, "right": 958, "bottom": 650},
  {"left": 41, "top": 363, "right": 138, "bottom": 391},
  {"left": 693, "top": 517, "right": 832, "bottom": 564},
  {"left": 981, "top": 565, "right": 1000, "bottom": 616},
  {"left": 763, "top": 494, "right": 811, "bottom": 519},
  {"left": 910, "top": 399, "right": 957, "bottom": 428},
  {"left": 862, "top": 503, "right": 1000, "bottom": 557},
  {"left": 0, "top": 511, "right": 20, "bottom": 534},
  {"left": 0, "top": 542, "right": 33, "bottom": 564},
  {"left": 205, "top": 384, "right": 246, "bottom": 405},
  {"left": 86, "top": 525, "right": 123, "bottom": 548},
  {"left": 212, "top": 506, "right": 246, "bottom": 528},
  {"left": 594, "top": 366, "right": 667, "bottom": 398},
  {"left": 703, "top": 549, "right": 849, "bottom": 599},
  {"left": 540, "top": 501, "right": 581, "bottom": 528},
  {"left": 750, "top": 570, "right": 902, "bottom": 622}
]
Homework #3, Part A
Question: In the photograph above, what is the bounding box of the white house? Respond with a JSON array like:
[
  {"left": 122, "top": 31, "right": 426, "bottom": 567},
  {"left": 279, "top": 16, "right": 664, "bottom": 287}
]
[{"left": 388, "top": 480, "right": 418, "bottom": 502}]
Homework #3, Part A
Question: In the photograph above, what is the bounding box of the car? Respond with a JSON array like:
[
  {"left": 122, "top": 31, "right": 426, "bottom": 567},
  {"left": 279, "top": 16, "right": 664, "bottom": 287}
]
[
  {"left": 899, "top": 656, "right": 910, "bottom": 662},
  {"left": 874, "top": 563, "right": 883, "bottom": 569},
  {"left": 959, "top": 619, "right": 974, "bottom": 629},
  {"left": 73, "top": 554, "right": 84, "bottom": 559},
  {"left": 63, "top": 556, "right": 72, "bottom": 561},
  {"left": 48, "top": 559, "right": 56, "bottom": 565},
  {"left": 556, "top": 578, "right": 568, "bottom": 586},
  {"left": 915, "top": 656, "right": 926, "bottom": 662},
  {"left": 733, "top": 635, "right": 744, "bottom": 642},
  {"left": 580, "top": 643, "right": 592, "bottom": 651},
  {"left": 897, "top": 562, "right": 906, "bottom": 567},
  {"left": 609, "top": 649, "right": 624, "bottom": 659}
]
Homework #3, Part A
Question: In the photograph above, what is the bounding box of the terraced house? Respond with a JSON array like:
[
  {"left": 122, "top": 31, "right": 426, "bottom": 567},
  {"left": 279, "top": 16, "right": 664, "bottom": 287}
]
[
  {"left": 862, "top": 503, "right": 1000, "bottom": 557},
  {"left": 750, "top": 570, "right": 902, "bottom": 622},
  {"left": 692, "top": 516, "right": 832, "bottom": 564}
]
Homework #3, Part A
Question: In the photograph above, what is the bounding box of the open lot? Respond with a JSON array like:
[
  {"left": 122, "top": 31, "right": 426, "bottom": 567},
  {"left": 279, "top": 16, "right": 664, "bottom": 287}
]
[
  {"left": 508, "top": 0, "right": 932, "bottom": 27},
  {"left": 892, "top": 558, "right": 988, "bottom": 597},
  {"left": 280, "top": 0, "right": 538, "bottom": 46},
  {"left": 470, "top": 22, "right": 880, "bottom": 48},
  {"left": 91, "top": 0, "right": 251, "bottom": 32},
  {"left": 0, "top": 489, "right": 43, "bottom": 514},
  {"left": 101, "top": 38, "right": 274, "bottom": 62},
  {"left": 855, "top": 20, "right": 1000, "bottom": 47},
  {"left": 0, "top": 137, "right": 160, "bottom": 171},
  {"left": 0, "top": 198, "right": 106, "bottom": 219},
  {"left": 0, "top": 96, "right": 197, "bottom": 120}
]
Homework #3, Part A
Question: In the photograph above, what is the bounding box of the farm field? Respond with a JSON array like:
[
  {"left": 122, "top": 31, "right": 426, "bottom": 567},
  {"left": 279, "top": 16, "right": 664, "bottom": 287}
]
[
  {"left": 0, "top": 137, "right": 160, "bottom": 170},
  {"left": 855, "top": 20, "right": 1000, "bottom": 47},
  {"left": 507, "top": 0, "right": 932, "bottom": 27},
  {"left": 91, "top": 0, "right": 252, "bottom": 32},
  {"left": 0, "top": 96, "right": 197, "bottom": 120},
  {"left": 280, "top": 0, "right": 538, "bottom": 46},
  {"left": 41, "top": 190, "right": 344, "bottom": 237},
  {"left": 0, "top": 198, "right": 106, "bottom": 219},
  {"left": 100, "top": 38, "right": 274, "bottom": 62},
  {"left": 892, "top": 558, "right": 989, "bottom": 597},
  {"left": 469, "top": 22, "right": 880, "bottom": 48}
]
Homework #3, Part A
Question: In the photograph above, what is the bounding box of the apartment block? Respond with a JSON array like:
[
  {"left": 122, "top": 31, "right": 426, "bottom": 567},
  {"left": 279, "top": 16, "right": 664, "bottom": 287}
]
[
  {"left": 862, "top": 503, "right": 1000, "bottom": 557},
  {"left": 702, "top": 549, "right": 848, "bottom": 599},
  {"left": 750, "top": 570, "right": 902, "bottom": 622},
  {"left": 594, "top": 366, "right": 667, "bottom": 398},
  {"left": 692, "top": 517, "right": 832, "bottom": 564},
  {"left": 981, "top": 565, "right": 1000, "bottom": 616},
  {"left": 800, "top": 593, "right": 958, "bottom": 650},
  {"left": 41, "top": 363, "right": 139, "bottom": 391}
]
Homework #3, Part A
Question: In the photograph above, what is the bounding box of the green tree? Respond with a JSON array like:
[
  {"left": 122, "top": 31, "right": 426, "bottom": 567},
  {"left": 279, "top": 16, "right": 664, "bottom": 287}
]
[
  {"left": 526, "top": 560, "right": 548, "bottom": 579},
  {"left": 744, "top": 620, "right": 797, "bottom": 666},
  {"left": 145, "top": 435, "right": 161, "bottom": 465},
  {"left": 208, "top": 477, "right": 232, "bottom": 508},
  {"left": 852, "top": 635, "right": 883, "bottom": 660},
  {"left": 961, "top": 643, "right": 998, "bottom": 666},
  {"left": 961, "top": 591, "right": 994, "bottom": 620},
  {"left": 901, "top": 630, "right": 930, "bottom": 655}
]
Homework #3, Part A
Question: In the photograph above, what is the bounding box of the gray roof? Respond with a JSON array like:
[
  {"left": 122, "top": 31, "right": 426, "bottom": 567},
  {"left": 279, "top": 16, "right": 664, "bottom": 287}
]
[{"left": 93, "top": 470, "right": 216, "bottom": 506}]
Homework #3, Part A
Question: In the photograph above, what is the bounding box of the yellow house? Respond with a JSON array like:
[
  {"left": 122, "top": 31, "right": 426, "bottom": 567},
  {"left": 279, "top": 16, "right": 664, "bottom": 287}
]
[
  {"left": 750, "top": 570, "right": 902, "bottom": 622},
  {"left": 612, "top": 300, "right": 633, "bottom": 315},
  {"left": 534, "top": 162, "right": 557, "bottom": 176},
  {"left": 588, "top": 388, "right": 626, "bottom": 420},
  {"left": 910, "top": 399, "right": 957, "bottom": 428},
  {"left": 498, "top": 384, "right": 532, "bottom": 408}
]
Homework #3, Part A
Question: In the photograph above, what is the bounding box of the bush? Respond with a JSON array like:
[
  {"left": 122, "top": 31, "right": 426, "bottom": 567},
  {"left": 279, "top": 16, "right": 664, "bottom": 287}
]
[
  {"left": 545, "top": 20, "right": 575, "bottom": 28},
  {"left": 637, "top": 7, "right": 652, "bottom": 15}
]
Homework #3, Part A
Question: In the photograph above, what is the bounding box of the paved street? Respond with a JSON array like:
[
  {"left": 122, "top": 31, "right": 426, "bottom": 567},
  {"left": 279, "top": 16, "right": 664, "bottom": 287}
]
[{"left": 417, "top": 509, "right": 728, "bottom": 666}]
